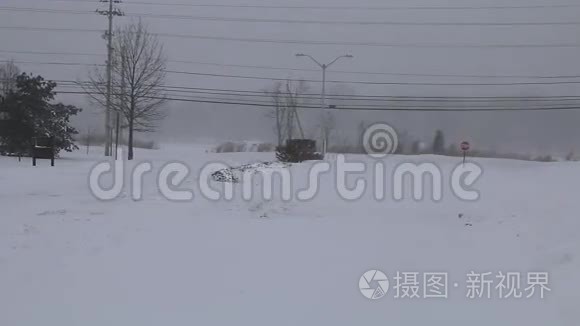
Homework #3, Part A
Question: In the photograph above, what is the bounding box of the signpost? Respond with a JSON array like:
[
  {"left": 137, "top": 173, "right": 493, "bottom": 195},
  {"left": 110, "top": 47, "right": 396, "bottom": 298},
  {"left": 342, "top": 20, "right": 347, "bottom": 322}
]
[
  {"left": 460, "top": 141, "right": 471, "bottom": 166},
  {"left": 32, "top": 137, "right": 55, "bottom": 167}
]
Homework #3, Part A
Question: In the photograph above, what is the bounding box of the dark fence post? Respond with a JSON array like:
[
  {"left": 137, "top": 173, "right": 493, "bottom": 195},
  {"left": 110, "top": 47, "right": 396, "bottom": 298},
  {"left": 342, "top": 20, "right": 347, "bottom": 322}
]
[
  {"left": 32, "top": 138, "right": 36, "bottom": 166},
  {"left": 50, "top": 137, "right": 55, "bottom": 167}
]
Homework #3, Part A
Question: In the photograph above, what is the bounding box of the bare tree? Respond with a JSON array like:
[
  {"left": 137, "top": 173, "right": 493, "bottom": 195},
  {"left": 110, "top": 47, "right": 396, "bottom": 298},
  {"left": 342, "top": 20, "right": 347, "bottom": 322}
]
[
  {"left": 265, "top": 80, "right": 308, "bottom": 146},
  {"left": 0, "top": 60, "right": 20, "bottom": 97},
  {"left": 83, "top": 20, "right": 167, "bottom": 160},
  {"left": 265, "top": 81, "right": 285, "bottom": 147}
]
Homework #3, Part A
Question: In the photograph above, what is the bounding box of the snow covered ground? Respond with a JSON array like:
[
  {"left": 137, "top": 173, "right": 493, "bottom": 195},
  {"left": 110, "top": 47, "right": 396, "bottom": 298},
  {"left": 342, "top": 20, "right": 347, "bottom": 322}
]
[{"left": 0, "top": 144, "right": 578, "bottom": 325}]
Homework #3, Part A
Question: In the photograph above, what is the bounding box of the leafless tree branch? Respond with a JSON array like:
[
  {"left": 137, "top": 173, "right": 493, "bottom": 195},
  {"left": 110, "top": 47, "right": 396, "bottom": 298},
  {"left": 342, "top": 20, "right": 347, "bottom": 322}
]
[{"left": 80, "top": 19, "right": 167, "bottom": 160}]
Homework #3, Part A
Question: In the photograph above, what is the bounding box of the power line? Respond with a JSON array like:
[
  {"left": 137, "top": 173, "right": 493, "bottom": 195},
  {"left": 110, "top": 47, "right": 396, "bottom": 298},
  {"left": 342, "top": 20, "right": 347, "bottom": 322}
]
[
  {"left": 53, "top": 80, "right": 580, "bottom": 100},
  {"left": 3, "top": 60, "right": 104, "bottom": 67},
  {"left": 21, "top": 78, "right": 580, "bottom": 100},
  {"left": 129, "top": 14, "right": 580, "bottom": 26},
  {"left": 55, "top": 84, "right": 580, "bottom": 107},
  {"left": 29, "top": 1, "right": 580, "bottom": 11},
  {"left": 57, "top": 86, "right": 580, "bottom": 107},
  {"left": 0, "top": 26, "right": 102, "bottom": 33},
  {"left": 57, "top": 83, "right": 580, "bottom": 107},
  {"left": 0, "top": 50, "right": 104, "bottom": 57},
  {"left": 9, "top": 55, "right": 580, "bottom": 79},
  {"left": 3, "top": 26, "right": 580, "bottom": 48},
  {"left": 121, "top": 2, "right": 580, "bottom": 11},
  {"left": 57, "top": 89, "right": 580, "bottom": 110},
  {"left": 0, "top": 7, "right": 92, "bottom": 15},
  {"left": 165, "top": 69, "right": 580, "bottom": 86},
  {"left": 13, "top": 59, "right": 580, "bottom": 85},
  {"left": 4, "top": 6, "right": 580, "bottom": 26},
  {"left": 55, "top": 90, "right": 580, "bottom": 111},
  {"left": 165, "top": 60, "right": 580, "bottom": 79},
  {"left": 59, "top": 85, "right": 580, "bottom": 103}
]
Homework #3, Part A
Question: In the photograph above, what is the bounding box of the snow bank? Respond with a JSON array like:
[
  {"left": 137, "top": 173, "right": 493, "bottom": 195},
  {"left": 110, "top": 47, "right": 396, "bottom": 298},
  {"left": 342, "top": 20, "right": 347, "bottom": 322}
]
[{"left": 0, "top": 146, "right": 578, "bottom": 325}]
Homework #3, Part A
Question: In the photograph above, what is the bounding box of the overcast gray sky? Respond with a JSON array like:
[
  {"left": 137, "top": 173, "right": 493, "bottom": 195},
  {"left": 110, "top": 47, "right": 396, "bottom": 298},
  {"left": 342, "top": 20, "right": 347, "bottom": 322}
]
[{"left": 2, "top": 0, "right": 580, "bottom": 155}]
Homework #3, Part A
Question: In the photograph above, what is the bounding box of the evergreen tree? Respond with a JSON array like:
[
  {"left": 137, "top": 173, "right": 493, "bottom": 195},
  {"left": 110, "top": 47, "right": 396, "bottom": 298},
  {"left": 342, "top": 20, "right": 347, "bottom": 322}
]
[
  {"left": 432, "top": 130, "right": 445, "bottom": 155},
  {"left": 411, "top": 140, "right": 421, "bottom": 154},
  {"left": 0, "top": 73, "right": 81, "bottom": 156}
]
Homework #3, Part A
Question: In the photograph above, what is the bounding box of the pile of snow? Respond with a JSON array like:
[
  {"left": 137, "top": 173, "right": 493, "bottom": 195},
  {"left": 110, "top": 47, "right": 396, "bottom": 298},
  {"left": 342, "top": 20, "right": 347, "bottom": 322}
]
[{"left": 211, "top": 161, "right": 290, "bottom": 183}]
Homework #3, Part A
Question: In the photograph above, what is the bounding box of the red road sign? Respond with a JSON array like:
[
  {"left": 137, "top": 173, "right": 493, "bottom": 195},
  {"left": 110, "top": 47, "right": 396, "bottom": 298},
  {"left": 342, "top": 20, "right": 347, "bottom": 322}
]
[{"left": 460, "top": 141, "right": 470, "bottom": 151}]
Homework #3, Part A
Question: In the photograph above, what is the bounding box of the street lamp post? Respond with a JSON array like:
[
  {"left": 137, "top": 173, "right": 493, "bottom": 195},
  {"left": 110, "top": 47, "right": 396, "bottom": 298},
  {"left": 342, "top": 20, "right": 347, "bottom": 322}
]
[{"left": 296, "top": 53, "right": 353, "bottom": 157}]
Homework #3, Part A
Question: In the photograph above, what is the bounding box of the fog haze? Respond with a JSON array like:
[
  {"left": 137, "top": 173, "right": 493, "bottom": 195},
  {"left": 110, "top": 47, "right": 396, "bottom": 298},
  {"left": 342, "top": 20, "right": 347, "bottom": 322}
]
[{"left": 2, "top": 0, "right": 580, "bottom": 155}]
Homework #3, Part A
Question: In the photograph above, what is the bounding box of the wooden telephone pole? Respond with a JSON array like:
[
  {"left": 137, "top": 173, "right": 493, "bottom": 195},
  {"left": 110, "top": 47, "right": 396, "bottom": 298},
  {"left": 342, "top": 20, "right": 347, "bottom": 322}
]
[{"left": 96, "top": 0, "right": 123, "bottom": 157}]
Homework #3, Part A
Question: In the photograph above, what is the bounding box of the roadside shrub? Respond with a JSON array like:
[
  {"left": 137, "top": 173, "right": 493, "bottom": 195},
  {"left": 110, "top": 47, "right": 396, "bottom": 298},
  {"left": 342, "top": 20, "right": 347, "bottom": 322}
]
[{"left": 276, "top": 139, "right": 322, "bottom": 163}]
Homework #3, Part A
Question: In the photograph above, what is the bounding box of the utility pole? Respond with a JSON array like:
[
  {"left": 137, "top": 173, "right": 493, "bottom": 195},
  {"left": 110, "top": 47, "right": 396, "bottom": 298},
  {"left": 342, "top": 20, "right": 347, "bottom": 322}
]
[
  {"left": 96, "top": 0, "right": 123, "bottom": 157},
  {"left": 86, "top": 127, "right": 92, "bottom": 155},
  {"left": 295, "top": 53, "right": 353, "bottom": 157},
  {"left": 115, "top": 51, "right": 125, "bottom": 160}
]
